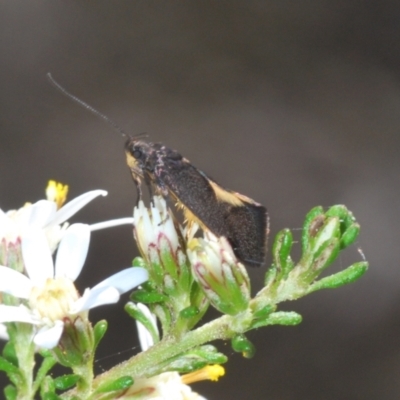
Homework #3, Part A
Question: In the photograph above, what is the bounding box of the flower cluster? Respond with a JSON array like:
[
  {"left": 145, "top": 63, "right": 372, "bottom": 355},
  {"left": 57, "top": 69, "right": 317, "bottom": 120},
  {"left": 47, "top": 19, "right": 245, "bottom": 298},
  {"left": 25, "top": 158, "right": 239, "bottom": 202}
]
[
  {"left": 0, "top": 180, "right": 368, "bottom": 400},
  {"left": 0, "top": 182, "right": 147, "bottom": 351}
]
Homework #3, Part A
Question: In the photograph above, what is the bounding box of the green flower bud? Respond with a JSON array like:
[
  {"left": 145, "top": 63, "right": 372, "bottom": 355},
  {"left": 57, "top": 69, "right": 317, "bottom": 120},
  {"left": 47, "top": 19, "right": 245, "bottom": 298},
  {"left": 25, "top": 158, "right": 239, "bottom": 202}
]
[
  {"left": 187, "top": 234, "right": 250, "bottom": 316},
  {"left": 133, "top": 197, "right": 191, "bottom": 297},
  {"left": 52, "top": 316, "right": 94, "bottom": 368}
]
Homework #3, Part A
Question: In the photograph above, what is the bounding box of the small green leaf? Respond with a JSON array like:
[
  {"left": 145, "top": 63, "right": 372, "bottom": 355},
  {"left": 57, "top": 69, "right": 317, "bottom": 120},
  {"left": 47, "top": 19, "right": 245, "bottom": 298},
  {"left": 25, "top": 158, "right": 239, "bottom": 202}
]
[
  {"left": 95, "top": 376, "right": 134, "bottom": 393},
  {"left": 311, "top": 238, "right": 341, "bottom": 276},
  {"left": 326, "top": 205, "right": 356, "bottom": 232},
  {"left": 132, "top": 256, "right": 147, "bottom": 268},
  {"left": 252, "top": 311, "right": 302, "bottom": 329},
  {"left": 93, "top": 320, "right": 108, "bottom": 349},
  {"left": 302, "top": 206, "right": 324, "bottom": 254},
  {"left": 33, "top": 353, "right": 57, "bottom": 394},
  {"left": 4, "top": 385, "right": 16, "bottom": 400},
  {"left": 180, "top": 306, "right": 200, "bottom": 319},
  {"left": 231, "top": 334, "right": 255, "bottom": 358},
  {"left": 2, "top": 342, "right": 18, "bottom": 367},
  {"left": 311, "top": 217, "right": 340, "bottom": 254},
  {"left": 253, "top": 304, "right": 276, "bottom": 319},
  {"left": 0, "top": 356, "right": 21, "bottom": 386},
  {"left": 272, "top": 229, "right": 294, "bottom": 279},
  {"left": 130, "top": 289, "right": 167, "bottom": 303},
  {"left": 42, "top": 393, "right": 62, "bottom": 400},
  {"left": 53, "top": 374, "right": 80, "bottom": 391},
  {"left": 308, "top": 261, "right": 368, "bottom": 292},
  {"left": 125, "top": 302, "right": 159, "bottom": 345},
  {"left": 340, "top": 223, "right": 360, "bottom": 249}
]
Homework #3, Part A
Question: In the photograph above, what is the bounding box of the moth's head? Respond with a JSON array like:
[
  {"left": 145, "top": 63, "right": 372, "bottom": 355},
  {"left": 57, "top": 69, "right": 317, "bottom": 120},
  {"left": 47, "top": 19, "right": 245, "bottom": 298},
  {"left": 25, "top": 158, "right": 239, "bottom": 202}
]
[{"left": 124, "top": 138, "right": 155, "bottom": 176}]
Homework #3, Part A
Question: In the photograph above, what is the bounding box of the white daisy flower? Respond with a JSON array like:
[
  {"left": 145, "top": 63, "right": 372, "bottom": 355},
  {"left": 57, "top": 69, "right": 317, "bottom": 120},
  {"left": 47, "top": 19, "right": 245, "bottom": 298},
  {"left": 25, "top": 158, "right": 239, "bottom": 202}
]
[
  {"left": 0, "top": 223, "right": 148, "bottom": 349},
  {"left": 0, "top": 183, "right": 108, "bottom": 252}
]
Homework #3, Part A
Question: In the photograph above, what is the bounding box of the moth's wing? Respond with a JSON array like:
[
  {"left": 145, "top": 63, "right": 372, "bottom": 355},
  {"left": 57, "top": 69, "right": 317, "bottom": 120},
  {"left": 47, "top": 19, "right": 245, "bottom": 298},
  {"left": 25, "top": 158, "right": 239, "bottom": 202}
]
[
  {"left": 156, "top": 154, "right": 268, "bottom": 267},
  {"left": 155, "top": 157, "right": 229, "bottom": 236},
  {"left": 224, "top": 202, "right": 268, "bottom": 267}
]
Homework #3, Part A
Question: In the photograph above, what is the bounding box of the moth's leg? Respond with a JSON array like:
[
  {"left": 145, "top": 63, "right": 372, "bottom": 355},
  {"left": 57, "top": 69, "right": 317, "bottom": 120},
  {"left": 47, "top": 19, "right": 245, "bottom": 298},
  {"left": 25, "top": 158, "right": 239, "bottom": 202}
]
[
  {"left": 143, "top": 172, "right": 154, "bottom": 204},
  {"left": 131, "top": 175, "right": 143, "bottom": 207}
]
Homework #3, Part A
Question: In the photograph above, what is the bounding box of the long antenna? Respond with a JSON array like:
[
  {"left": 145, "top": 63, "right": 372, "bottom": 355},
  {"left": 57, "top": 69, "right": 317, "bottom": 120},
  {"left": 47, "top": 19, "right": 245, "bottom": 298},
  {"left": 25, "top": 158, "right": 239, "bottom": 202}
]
[{"left": 47, "top": 73, "right": 128, "bottom": 138}]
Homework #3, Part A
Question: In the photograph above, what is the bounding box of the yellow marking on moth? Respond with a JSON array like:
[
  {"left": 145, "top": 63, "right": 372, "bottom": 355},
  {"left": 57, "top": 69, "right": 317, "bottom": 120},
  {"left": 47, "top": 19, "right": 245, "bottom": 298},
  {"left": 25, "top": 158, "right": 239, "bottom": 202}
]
[
  {"left": 125, "top": 152, "right": 144, "bottom": 178},
  {"left": 208, "top": 180, "right": 245, "bottom": 207}
]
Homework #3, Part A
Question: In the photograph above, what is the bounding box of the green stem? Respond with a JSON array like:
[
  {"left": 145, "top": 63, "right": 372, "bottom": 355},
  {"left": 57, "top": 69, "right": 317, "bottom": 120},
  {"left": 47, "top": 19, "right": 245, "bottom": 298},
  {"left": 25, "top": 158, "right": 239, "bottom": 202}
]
[
  {"left": 62, "top": 314, "right": 233, "bottom": 399},
  {"left": 14, "top": 323, "right": 35, "bottom": 400}
]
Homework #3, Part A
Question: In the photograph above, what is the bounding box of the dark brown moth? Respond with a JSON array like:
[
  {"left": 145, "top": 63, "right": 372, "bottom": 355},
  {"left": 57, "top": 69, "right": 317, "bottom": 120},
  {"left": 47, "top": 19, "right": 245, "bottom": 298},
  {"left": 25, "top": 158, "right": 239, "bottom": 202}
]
[{"left": 125, "top": 139, "right": 269, "bottom": 267}]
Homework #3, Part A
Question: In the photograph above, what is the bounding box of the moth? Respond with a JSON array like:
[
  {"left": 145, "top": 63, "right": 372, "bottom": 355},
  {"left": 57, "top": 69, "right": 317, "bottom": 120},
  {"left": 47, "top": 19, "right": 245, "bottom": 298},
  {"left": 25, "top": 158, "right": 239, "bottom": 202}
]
[{"left": 125, "top": 139, "right": 269, "bottom": 267}]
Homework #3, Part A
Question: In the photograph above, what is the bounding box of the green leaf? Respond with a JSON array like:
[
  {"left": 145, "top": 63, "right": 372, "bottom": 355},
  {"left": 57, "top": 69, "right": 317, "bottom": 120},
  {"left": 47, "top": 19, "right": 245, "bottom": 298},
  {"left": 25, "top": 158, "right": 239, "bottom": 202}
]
[
  {"left": 132, "top": 256, "right": 147, "bottom": 268},
  {"left": 180, "top": 306, "right": 200, "bottom": 319},
  {"left": 272, "top": 229, "right": 294, "bottom": 279},
  {"left": 95, "top": 376, "right": 134, "bottom": 393},
  {"left": 125, "top": 302, "right": 159, "bottom": 345},
  {"left": 340, "top": 223, "right": 360, "bottom": 249},
  {"left": 2, "top": 342, "right": 18, "bottom": 367},
  {"left": 311, "top": 238, "right": 341, "bottom": 275},
  {"left": 308, "top": 262, "right": 368, "bottom": 292},
  {"left": 253, "top": 304, "right": 276, "bottom": 319},
  {"left": 53, "top": 374, "right": 80, "bottom": 391},
  {"left": 33, "top": 353, "right": 57, "bottom": 394},
  {"left": 302, "top": 206, "right": 324, "bottom": 254},
  {"left": 252, "top": 311, "right": 302, "bottom": 329},
  {"left": 231, "top": 334, "right": 255, "bottom": 358},
  {"left": 169, "top": 344, "right": 228, "bottom": 372},
  {"left": 42, "top": 393, "right": 62, "bottom": 400},
  {"left": 130, "top": 289, "right": 167, "bottom": 303},
  {"left": 0, "top": 356, "right": 21, "bottom": 386},
  {"left": 93, "top": 320, "right": 108, "bottom": 349},
  {"left": 4, "top": 385, "right": 16, "bottom": 400}
]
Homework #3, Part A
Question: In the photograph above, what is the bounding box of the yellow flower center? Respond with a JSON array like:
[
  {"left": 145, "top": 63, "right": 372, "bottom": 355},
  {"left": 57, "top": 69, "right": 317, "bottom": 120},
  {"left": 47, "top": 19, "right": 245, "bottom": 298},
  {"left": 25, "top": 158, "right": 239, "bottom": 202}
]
[
  {"left": 29, "top": 277, "right": 79, "bottom": 322},
  {"left": 181, "top": 364, "right": 225, "bottom": 384},
  {"left": 46, "top": 180, "right": 69, "bottom": 209}
]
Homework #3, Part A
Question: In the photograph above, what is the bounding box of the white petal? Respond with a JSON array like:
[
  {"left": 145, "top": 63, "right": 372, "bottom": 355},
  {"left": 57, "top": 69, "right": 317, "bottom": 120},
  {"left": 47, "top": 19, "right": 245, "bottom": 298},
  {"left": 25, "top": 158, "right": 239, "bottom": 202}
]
[
  {"left": 22, "top": 228, "right": 54, "bottom": 283},
  {"left": 55, "top": 224, "right": 90, "bottom": 281},
  {"left": 50, "top": 190, "right": 107, "bottom": 226},
  {"left": 0, "top": 305, "right": 37, "bottom": 324},
  {"left": 136, "top": 303, "right": 158, "bottom": 351},
  {"left": 151, "top": 203, "right": 162, "bottom": 227},
  {"left": 34, "top": 320, "right": 64, "bottom": 349},
  {"left": 90, "top": 217, "right": 134, "bottom": 231},
  {"left": 26, "top": 200, "right": 57, "bottom": 228},
  {"left": 0, "top": 266, "right": 33, "bottom": 298},
  {"left": 0, "top": 324, "right": 9, "bottom": 340},
  {"left": 92, "top": 267, "right": 148, "bottom": 294},
  {"left": 72, "top": 286, "right": 120, "bottom": 313}
]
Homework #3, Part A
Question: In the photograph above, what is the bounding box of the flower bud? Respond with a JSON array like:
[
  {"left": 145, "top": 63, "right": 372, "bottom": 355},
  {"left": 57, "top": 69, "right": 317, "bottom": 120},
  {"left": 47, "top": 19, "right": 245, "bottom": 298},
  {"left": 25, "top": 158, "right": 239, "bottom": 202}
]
[
  {"left": 187, "top": 233, "right": 250, "bottom": 315},
  {"left": 133, "top": 197, "right": 191, "bottom": 296}
]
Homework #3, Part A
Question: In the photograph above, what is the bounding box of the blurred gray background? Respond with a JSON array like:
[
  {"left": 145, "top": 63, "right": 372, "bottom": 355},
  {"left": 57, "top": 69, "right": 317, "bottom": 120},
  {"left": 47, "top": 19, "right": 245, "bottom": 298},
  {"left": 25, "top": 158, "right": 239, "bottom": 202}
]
[{"left": 0, "top": 1, "right": 399, "bottom": 399}]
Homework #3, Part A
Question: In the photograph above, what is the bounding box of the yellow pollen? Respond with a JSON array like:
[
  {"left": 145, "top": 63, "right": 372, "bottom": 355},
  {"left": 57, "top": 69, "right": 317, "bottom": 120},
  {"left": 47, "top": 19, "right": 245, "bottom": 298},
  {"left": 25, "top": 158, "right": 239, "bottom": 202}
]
[
  {"left": 181, "top": 365, "right": 225, "bottom": 384},
  {"left": 29, "top": 277, "right": 79, "bottom": 322},
  {"left": 46, "top": 180, "right": 69, "bottom": 209}
]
